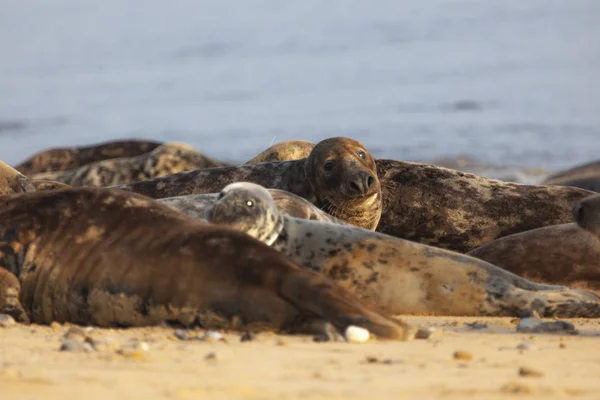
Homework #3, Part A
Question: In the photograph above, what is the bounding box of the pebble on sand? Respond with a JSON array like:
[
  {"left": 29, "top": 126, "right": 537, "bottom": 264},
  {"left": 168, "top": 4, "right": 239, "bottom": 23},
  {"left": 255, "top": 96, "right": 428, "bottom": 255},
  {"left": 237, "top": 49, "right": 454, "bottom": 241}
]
[
  {"left": 0, "top": 314, "right": 16, "bottom": 328},
  {"left": 345, "top": 326, "right": 370, "bottom": 343},
  {"left": 453, "top": 351, "right": 473, "bottom": 361},
  {"left": 519, "top": 367, "right": 544, "bottom": 378}
]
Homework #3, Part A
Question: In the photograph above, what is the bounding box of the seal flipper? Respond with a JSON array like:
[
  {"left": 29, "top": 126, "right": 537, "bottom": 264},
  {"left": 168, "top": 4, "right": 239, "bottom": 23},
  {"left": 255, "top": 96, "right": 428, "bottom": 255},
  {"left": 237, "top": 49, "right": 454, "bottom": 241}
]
[
  {"left": 0, "top": 268, "right": 29, "bottom": 323},
  {"left": 241, "top": 247, "right": 415, "bottom": 340}
]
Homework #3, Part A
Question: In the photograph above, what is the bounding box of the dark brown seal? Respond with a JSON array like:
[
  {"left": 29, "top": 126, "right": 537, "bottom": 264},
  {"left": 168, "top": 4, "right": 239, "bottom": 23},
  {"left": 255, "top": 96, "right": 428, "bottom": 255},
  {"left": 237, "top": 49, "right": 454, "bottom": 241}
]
[
  {"left": 468, "top": 194, "right": 600, "bottom": 291},
  {"left": 204, "top": 182, "right": 600, "bottom": 318},
  {"left": 14, "top": 139, "right": 163, "bottom": 175},
  {"left": 543, "top": 159, "right": 600, "bottom": 185},
  {"left": 246, "top": 140, "right": 315, "bottom": 164},
  {"left": 115, "top": 137, "right": 382, "bottom": 230},
  {"left": 0, "top": 187, "right": 412, "bottom": 339},
  {"left": 31, "top": 143, "right": 226, "bottom": 187},
  {"left": 375, "top": 159, "right": 596, "bottom": 252},
  {"left": 0, "top": 161, "right": 36, "bottom": 195},
  {"left": 546, "top": 176, "right": 600, "bottom": 193}
]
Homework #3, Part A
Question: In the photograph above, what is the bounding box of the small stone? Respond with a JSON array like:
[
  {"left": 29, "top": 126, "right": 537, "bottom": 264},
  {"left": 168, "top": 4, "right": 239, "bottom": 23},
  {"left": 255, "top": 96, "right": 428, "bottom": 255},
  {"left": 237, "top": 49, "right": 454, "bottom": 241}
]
[
  {"left": 0, "top": 314, "right": 16, "bottom": 328},
  {"left": 517, "top": 318, "right": 577, "bottom": 334},
  {"left": 174, "top": 329, "right": 201, "bottom": 341},
  {"left": 453, "top": 351, "right": 473, "bottom": 361},
  {"left": 415, "top": 326, "right": 441, "bottom": 339},
  {"left": 63, "top": 327, "right": 87, "bottom": 341},
  {"left": 204, "top": 351, "right": 218, "bottom": 361},
  {"left": 59, "top": 340, "right": 94, "bottom": 353},
  {"left": 50, "top": 322, "right": 62, "bottom": 331},
  {"left": 313, "top": 323, "right": 345, "bottom": 343},
  {"left": 366, "top": 356, "right": 379, "bottom": 364},
  {"left": 516, "top": 342, "right": 535, "bottom": 351},
  {"left": 345, "top": 325, "right": 370, "bottom": 343},
  {"left": 240, "top": 332, "right": 255, "bottom": 342},
  {"left": 202, "top": 331, "right": 225, "bottom": 343},
  {"left": 559, "top": 342, "right": 567, "bottom": 349},
  {"left": 518, "top": 367, "right": 544, "bottom": 378},
  {"left": 465, "top": 322, "right": 488, "bottom": 330}
]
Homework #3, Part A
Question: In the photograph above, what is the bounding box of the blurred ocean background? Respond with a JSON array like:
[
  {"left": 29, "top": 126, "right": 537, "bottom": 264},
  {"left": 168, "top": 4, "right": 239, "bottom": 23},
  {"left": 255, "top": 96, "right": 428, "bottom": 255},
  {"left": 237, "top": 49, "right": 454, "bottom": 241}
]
[{"left": 1, "top": 0, "right": 599, "bottom": 182}]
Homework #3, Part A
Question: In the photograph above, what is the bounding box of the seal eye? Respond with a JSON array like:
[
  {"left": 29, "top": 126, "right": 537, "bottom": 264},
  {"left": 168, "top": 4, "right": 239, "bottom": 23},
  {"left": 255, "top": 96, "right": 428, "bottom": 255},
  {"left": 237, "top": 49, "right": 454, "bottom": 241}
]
[
  {"left": 324, "top": 160, "right": 336, "bottom": 172},
  {"left": 246, "top": 200, "right": 254, "bottom": 208},
  {"left": 357, "top": 150, "right": 366, "bottom": 159},
  {"left": 216, "top": 192, "right": 225, "bottom": 200}
]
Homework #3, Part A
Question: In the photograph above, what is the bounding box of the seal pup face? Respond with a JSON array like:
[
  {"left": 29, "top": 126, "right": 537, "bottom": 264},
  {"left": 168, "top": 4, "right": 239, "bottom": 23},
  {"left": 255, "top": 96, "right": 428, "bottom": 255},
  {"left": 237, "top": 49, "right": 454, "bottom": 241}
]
[
  {"left": 305, "top": 137, "right": 382, "bottom": 230},
  {"left": 574, "top": 194, "right": 600, "bottom": 236},
  {"left": 0, "top": 160, "right": 36, "bottom": 195},
  {"left": 206, "top": 182, "right": 284, "bottom": 245}
]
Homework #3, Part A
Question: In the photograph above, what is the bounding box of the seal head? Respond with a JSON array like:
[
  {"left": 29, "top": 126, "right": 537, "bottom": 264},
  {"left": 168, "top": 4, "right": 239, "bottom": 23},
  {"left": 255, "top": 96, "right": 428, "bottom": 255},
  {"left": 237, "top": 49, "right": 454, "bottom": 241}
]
[
  {"left": 207, "top": 182, "right": 284, "bottom": 245},
  {"left": 305, "top": 137, "right": 381, "bottom": 229}
]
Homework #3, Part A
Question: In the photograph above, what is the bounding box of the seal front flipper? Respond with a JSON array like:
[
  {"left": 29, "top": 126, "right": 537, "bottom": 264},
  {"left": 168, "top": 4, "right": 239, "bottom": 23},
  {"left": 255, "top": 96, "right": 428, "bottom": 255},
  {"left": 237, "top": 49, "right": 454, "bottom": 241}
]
[
  {"left": 241, "top": 247, "right": 415, "bottom": 340},
  {"left": 0, "top": 268, "right": 29, "bottom": 323}
]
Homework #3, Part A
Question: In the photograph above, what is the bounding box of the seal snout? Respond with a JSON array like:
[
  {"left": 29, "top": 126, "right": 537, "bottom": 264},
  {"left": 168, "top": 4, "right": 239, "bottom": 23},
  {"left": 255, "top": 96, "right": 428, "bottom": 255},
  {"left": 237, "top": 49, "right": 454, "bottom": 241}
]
[{"left": 348, "top": 171, "right": 376, "bottom": 195}]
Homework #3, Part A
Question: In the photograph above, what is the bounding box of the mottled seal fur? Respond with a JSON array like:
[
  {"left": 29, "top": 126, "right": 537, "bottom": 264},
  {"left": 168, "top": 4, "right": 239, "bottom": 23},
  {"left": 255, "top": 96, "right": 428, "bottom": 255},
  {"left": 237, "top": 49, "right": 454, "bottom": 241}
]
[
  {"left": 204, "top": 182, "right": 600, "bottom": 318},
  {"left": 468, "top": 194, "right": 600, "bottom": 291},
  {"left": 375, "top": 159, "right": 596, "bottom": 252},
  {"left": 468, "top": 223, "right": 600, "bottom": 292},
  {"left": 14, "top": 139, "right": 162, "bottom": 175},
  {"left": 31, "top": 179, "right": 71, "bottom": 192},
  {"left": 115, "top": 137, "right": 382, "bottom": 230},
  {"left": 0, "top": 187, "right": 412, "bottom": 339},
  {"left": 159, "top": 188, "right": 344, "bottom": 224},
  {"left": 246, "top": 140, "right": 315, "bottom": 164},
  {"left": 31, "top": 143, "right": 226, "bottom": 187},
  {"left": 0, "top": 161, "right": 36, "bottom": 195}
]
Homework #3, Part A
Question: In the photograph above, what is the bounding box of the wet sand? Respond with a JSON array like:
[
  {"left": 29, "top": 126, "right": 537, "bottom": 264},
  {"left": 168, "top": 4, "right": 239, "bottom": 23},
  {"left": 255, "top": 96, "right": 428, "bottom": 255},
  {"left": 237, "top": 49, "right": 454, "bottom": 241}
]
[{"left": 2, "top": 316, "right": 599, "bottom": 400}]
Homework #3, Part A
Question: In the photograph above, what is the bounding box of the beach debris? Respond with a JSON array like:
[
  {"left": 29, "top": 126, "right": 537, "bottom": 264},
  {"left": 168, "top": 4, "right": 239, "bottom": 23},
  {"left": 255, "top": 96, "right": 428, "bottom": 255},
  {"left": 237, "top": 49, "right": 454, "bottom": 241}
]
[
  {"left": 313, "top": 322, "right": 346, "bottom": 343},
  {"left": 59, "top": 340, "right": 94, "bottom": 353},
  {"left": 0, "top": 314, "right": 16, "bottom": 328},
  {"left": 465, "top": 322, "right": 488, "bottom": 330},
  {"left": 519, "top": 366, "right": 544, "bottom": 378},
  {"left": 240, "top": 332, "right": 255, "bottom": 342},
  {"left": 345, "top": 325, "right": 370, "bottom": 343},
  {"left": 453, "top": 350, "right": 473, "bottom": 361},
  {"left": 415, "top": 326, "right": 441, "bottom": 339},
  {"left": 516, "top": 318, "right": 577, "bottom": 334}
]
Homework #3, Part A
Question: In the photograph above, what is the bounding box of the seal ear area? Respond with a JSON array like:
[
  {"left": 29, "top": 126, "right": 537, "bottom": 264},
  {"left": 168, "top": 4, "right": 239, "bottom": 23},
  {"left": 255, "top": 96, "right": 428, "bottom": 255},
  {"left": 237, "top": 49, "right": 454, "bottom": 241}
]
[
  {"left": 574, "top": 194, "right": 600, "bottom": 235},
  {"left": 235, "top": 240, "right": 414, "bottom": 340}
]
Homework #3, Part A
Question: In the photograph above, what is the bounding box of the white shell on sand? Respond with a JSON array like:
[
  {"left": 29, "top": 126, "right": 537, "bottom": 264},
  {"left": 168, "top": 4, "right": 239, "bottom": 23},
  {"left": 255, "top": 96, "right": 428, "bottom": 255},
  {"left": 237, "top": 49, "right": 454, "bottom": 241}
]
[{"left": 344, "top": 325, "right": 370, "bottom": 343}]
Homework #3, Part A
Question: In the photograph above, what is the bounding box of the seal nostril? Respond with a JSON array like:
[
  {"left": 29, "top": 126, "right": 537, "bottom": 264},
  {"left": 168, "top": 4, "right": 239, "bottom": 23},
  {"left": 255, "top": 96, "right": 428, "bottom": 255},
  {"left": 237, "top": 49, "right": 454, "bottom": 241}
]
[
  {"left": 366, "top": 175, "right": 375, "bottom": 189},
  {"left": 349, "top": 180, "right": 361, "bottom": 193}
]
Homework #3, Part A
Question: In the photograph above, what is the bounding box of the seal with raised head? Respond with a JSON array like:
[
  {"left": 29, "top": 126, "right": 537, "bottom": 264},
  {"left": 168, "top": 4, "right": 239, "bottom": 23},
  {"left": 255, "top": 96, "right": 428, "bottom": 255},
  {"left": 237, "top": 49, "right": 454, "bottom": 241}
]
[
  {"left": 0, "top": 187, "right": 412, "bottom": 340},
  {"left": 31, "top": 142, "right": 227, "bottom": 187},
  {"left": 115, "top": 137, "right": 382, "bottom": 230},
  {"left": 375, "top": 159, "right": 596, "bottom": 252},
  {"left": 14, "top": 139, "right": 163, "bottom": 175},
  {"left": 204, "top": 182, "right": 600, "bottom": 318},
  {"left": 0, "top": 160, "right": 36, "bottom": 195},
  {"left": 158, "top": 188, "right": 345, "bottom": 224},
  {"left": 246, "top": 140, "right": 315, "bottom": 164}
]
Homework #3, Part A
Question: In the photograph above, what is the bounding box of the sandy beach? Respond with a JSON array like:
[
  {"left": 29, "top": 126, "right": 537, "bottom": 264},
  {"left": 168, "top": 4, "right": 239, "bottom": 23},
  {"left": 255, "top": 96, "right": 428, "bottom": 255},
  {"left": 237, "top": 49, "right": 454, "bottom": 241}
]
[{"left": 2, "top": 316, "right": 599, "bottom": 400}]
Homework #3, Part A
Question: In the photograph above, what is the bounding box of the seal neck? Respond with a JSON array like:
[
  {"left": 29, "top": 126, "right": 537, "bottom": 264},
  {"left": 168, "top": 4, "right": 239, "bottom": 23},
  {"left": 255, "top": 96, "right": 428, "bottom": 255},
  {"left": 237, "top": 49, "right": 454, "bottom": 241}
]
[{"left": 262, "top": 211, "right": 285, "bottom": 246}]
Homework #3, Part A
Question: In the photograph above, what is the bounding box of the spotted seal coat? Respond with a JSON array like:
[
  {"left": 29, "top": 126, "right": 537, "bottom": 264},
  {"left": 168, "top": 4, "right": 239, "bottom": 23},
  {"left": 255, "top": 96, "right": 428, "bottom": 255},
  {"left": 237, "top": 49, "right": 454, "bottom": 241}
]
[
  {"left": 0, "top": 161, "right": 36, "bottom": 195},
  {"left": 204, "top": 182, "right": 600, "bottom": 318},
  {"left": 0, "top": 187, "right": 412, "bottom": 339},
  {"left": 159, "top": 188, "right": 344, "bottom": 224},
  {"left": 375, "top": 159, "right": 596, "bottom": 252},
  {"left": 246, "top": 140, "right": 315, "bottom": 164},
  {"left": 115, "top": 137, "right": 382, "bottom": 230},
  {"left": 14, "top": 139, "right": 163, "bottom": 175},
  {"left": 30, "top": 143, "right": 226, "bottom": 187}
]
